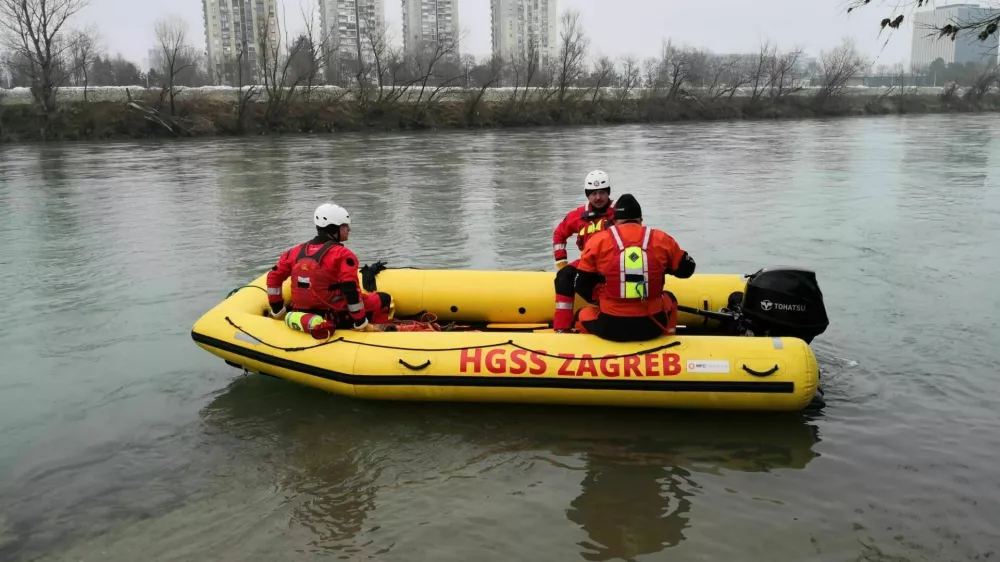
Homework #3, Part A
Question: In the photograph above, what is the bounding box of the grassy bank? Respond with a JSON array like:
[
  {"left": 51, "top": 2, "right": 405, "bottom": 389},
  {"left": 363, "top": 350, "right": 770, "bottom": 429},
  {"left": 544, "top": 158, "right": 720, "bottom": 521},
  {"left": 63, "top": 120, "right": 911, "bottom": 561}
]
[{"left": 2, "top": 89, "right": 1000, "bottom": 143}]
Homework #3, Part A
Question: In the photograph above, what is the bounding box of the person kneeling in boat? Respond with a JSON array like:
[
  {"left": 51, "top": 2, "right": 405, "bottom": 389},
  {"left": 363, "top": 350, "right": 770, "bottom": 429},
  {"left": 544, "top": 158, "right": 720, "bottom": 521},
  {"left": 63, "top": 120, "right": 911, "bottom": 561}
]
[
  {"left": 572, "top": 193, "right": 696, "bottom": 342},
  {"left": 265, "top": 203, "right": 392, "bottom": 339},
  {"left": 552, "top": 169, "right": 616, "bottom": 333}
]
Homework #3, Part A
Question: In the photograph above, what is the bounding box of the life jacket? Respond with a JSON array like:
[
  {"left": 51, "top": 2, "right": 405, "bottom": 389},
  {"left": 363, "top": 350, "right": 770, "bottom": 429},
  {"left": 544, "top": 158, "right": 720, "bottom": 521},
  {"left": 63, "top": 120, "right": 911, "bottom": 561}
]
[
  {"left": 289, "top": 240, "right": 343, "bottom": 312},
  {"left": 576, "top": 217, "right": 610, "bottom": 250},
  {"left": 574, "top": 203, "right": 614, "bottom": 250},
  {"left": 599, "top": 225, "right": 666, "bottom": 315}
]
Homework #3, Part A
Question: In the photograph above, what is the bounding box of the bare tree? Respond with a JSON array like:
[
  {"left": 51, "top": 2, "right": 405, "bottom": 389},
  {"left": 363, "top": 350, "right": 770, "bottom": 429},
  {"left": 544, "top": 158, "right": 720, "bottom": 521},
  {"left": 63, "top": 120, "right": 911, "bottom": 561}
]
[
  {"left": 864, "top": 64, "right": 899, "bottom": 111},
  {"left": 614, "top": 56, "right": 641, "bottom": 113},
  {"left": 589, "top": 55, "right": 616, "bottom": 104},
  {"left": 767, "top": 48, "right": 804, "bottom": 99},
  {"left": 747, "top": 40, "right": 775, "bottom": 102},
  {"left": 466, "top": 54, "right": 503, "bottom": 122},
  {"left": 255, "top": 5, "right": 323, "bottom": 127},
  {"left": 554, "top": 9, "right": 589, "bottom": 106},
  {"left": 965, "top": 65, "right": 1000, "bottom": 99},
  {"left": 68, "top": 26, "right": 98, "bottom": 100},
  {"left": 504, "top": 41, "right": 540, "bottom": 119},
  {"left": 154, "top": 15, "right": 199, "bottom": 116},
  {"left": 0, "top": 0, "right": 88, "bottom": 134},
  {"left": 815, "top": 38, "right": 868, "bottom": 105},
  {"left": 642, "top": 56, "right": 662, "bottom": 95},
  {"left": 660, "top": 42, "right": 701, "bottom": 98},
  {"left": 231, "top": 40, "right": 260, "bottom": 133},
  {"left": 294, "top": 4, "right": 329, "bottom": 102},
  {"left": 460, "top": 53, "right": 477, "bottom": 88},
  {"left": 704, "top": 54, "right": 750, "bottom": 100},
  {"left": 410, "top": 33, "right": 464, "bottom": 118},
  {"left": 354, "top": 10, "right": 413, "bottom": 112}
]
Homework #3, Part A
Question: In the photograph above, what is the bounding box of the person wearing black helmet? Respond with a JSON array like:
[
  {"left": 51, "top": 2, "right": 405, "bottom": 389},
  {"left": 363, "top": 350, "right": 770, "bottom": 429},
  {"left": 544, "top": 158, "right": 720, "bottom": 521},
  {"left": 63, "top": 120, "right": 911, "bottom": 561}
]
[{"left": 572, "top": 193, "right": 696, "bottom": 342}]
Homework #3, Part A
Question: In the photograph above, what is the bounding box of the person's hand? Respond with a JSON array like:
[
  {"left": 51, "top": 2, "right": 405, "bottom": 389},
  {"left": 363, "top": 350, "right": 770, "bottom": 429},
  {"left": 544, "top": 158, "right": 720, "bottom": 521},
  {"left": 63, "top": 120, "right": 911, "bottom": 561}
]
[
  {"left": 361, "top": 260, "right": 388, "bottom": 292},
  {"left": 555, "top": 260, "right": 568, "bottom": 271},
  {"left": 351, "top": 319, "right": 380, "bottom": 332},
  {"left": 267, "top": 303, "right": 286, "bottom": 320}
]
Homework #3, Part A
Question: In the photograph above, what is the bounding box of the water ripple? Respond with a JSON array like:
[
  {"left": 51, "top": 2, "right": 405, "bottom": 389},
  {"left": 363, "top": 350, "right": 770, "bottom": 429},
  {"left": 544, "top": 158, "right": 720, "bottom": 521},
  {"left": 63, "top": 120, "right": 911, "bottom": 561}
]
[{"left": 2, "top": 115, "right": 1000, "bottom": 562}]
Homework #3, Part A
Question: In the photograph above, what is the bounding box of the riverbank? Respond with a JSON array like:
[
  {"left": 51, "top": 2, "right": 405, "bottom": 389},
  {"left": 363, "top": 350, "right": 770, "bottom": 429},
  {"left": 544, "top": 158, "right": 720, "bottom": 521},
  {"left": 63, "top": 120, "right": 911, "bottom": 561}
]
[{"left": 2, "top": 88, "right": 1000, "bottom": 142}]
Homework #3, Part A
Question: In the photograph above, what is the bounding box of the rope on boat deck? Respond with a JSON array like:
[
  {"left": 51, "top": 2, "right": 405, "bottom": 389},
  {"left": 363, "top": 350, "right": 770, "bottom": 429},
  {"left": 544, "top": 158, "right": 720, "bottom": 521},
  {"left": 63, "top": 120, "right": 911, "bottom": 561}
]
[{"left": 223, "top": 316, "right": 681, "bottom": 359}]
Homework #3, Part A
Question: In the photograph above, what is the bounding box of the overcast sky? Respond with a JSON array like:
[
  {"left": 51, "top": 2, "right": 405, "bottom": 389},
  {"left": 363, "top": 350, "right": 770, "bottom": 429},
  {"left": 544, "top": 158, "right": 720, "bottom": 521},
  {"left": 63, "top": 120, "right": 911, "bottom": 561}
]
[{"left": 78, "top": 0, "right": 924, "bottom": 67}]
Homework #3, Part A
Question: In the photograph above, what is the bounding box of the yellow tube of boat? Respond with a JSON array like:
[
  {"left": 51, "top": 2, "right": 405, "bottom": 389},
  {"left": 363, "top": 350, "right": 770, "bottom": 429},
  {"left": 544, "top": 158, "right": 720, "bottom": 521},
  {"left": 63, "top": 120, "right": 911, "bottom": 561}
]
[
  {"left": 192, "top": 271, "right": 819, "bottom": 412},
  {"left": 266, "top": 266, "right": 747, "bottom": 327}
]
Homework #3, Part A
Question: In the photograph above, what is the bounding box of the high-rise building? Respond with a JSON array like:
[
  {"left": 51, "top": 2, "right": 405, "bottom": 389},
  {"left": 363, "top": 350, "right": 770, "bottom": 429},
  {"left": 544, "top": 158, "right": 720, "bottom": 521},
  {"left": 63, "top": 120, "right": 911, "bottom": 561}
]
[
  {"left": 319, "top": 0, "right": 387, "bottom": 62},
  {"left": 910, "top": 4, "right": 1000, "bottom": 69},
  {"left": 491, "top": 0, "right": 557, "bottom": 68},
  {"left": 203, "top": 0, "right": 279, "bottom": 85},
  {"left": 402, "top": 0, "right": 461, "bottom": 60},
  {"left": 0, "top": 50, "right": 11, "bottom": 89}
]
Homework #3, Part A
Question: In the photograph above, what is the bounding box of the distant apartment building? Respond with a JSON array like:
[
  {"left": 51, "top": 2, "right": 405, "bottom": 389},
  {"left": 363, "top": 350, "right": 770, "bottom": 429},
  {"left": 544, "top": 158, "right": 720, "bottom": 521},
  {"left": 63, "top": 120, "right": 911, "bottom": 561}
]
[
  {"left": 491, "top": 0, "right": 557, "bottom": 68},
  {"left": 320, "top": 0, "right": 387, "bottom": 62},
  {"left": 0, "top": 50, "right": 11, "bottom": 88},
  {"left": 203, "top": 0, "right": 279, "bottom": 85},
  {"left": 910, "top": 4, "right": 1000, "bottom": 69},
  {"left": 402, "top": 0, "right": 461, "bottom": 61}
]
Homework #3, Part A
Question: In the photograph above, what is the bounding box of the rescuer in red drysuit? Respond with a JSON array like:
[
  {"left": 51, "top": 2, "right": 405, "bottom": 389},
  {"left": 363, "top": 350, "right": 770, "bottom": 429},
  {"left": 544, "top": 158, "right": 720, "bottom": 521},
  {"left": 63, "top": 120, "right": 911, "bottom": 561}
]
[
  {"left": 551, "top": 169, "right": 616, "bottom": 332},
  {"left": 266, "top": 203, "right": 391, "bottom": 339},
  {"left": 573, "top": 193, "right": 697, "bottom": 342}
]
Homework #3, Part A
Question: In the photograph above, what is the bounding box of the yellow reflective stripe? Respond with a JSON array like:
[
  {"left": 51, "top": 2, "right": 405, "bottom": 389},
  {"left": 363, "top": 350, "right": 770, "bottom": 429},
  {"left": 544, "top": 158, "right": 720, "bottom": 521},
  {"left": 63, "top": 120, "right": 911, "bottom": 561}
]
[
  {"left": 578, "top": 220, "right": 606, "bottom": 238},
  {"left": 623, "top": 245, "right": 646, "bottom": 298},
  {"left": 610, "top": 226, "right": 651, "bottom": 300}
]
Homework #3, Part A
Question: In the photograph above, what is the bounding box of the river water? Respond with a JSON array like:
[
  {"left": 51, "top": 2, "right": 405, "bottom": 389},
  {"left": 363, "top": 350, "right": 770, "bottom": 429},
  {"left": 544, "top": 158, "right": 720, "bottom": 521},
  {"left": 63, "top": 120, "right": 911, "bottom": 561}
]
[{"left": 1, "top": 115, "right": 998, "bottom": 561}]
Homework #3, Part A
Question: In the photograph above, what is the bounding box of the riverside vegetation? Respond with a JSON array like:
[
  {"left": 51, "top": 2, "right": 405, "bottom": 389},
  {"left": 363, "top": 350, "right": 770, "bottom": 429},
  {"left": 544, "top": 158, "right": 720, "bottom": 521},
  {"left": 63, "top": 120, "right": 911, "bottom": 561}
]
[
  {"left": 3, "top": 0, "right": 1000, "bottom": 142},
  {"left": 4, "top": 85, "right": 1000, "bottom": 143}
]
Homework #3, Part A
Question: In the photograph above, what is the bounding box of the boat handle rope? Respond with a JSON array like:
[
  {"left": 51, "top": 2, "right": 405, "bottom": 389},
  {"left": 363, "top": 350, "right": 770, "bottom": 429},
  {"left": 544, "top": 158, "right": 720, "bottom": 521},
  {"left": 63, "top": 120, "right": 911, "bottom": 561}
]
[
  {"left": 399, "top": 359, "right": 432, "bottom": 371},
  {"left": 223, "top": 316, "right": 681, "bottom": 359},
  {"left": 742, "top": 364, "right": 779, "bottom": 377}
]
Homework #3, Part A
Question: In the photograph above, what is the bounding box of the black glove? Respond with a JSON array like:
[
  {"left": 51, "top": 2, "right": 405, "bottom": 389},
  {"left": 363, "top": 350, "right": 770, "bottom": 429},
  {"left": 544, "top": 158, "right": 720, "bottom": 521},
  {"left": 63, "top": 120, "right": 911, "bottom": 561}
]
[{"left": 361, "top": 260, "right": 389, "bottom": 292}]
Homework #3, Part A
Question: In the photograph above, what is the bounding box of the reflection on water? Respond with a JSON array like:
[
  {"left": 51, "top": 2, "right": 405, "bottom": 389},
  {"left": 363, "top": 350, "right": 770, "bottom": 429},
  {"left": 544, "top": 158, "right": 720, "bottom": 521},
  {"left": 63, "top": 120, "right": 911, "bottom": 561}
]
[{"left": 194, "top": 374, "right": 819, "bottom": 561}]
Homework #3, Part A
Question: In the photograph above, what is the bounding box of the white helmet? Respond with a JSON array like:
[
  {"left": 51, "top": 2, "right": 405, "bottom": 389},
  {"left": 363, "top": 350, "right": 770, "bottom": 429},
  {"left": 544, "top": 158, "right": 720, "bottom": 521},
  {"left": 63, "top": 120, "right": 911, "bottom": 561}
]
[
  {"left": 584, "top": 170, "right": 610, "bottom": 192},
  {"left": 314, "top": 203, "right": 350, "bottom": 228}
]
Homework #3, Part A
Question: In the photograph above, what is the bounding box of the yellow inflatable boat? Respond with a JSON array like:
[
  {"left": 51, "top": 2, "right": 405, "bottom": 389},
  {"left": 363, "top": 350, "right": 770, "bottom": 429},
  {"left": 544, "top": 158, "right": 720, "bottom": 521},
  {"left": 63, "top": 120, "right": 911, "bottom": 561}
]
[{"left": 191, "top": 265, "right": 829, "bottom": 412}]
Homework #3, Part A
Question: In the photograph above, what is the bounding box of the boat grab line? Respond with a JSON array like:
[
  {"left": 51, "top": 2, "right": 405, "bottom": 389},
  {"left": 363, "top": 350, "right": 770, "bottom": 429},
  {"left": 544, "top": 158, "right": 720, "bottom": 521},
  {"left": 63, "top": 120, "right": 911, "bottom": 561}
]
[{"left": 223, "top": 316, "right": 681, "bottom": 360}]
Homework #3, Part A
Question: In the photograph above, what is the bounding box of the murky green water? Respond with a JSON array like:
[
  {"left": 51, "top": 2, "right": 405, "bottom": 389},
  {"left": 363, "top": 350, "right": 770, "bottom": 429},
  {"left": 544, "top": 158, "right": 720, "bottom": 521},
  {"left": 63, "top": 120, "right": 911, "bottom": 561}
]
[{"left": 1, "top": 116, "right": 999, "bottom": 561}]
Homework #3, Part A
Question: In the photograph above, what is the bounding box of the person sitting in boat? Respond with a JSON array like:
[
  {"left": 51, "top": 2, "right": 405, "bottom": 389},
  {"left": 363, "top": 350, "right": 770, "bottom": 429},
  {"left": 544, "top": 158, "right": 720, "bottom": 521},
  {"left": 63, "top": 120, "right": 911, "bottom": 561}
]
[
  {"left": 265, "top": 203, "right": 391, "bottom": 339},
  {"left": 551, "top": 169, "right": 617, "bottom": 333},
  {"left": 572, "top": 193, "right": 696, "bottom": 342}
]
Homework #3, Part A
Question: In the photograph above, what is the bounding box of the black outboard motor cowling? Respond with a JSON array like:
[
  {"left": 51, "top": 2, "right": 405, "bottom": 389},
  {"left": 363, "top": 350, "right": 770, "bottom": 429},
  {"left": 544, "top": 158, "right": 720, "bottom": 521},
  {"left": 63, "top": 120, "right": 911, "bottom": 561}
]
[{"left": 737, "top": 267, "right": 829, "bottom": 343}]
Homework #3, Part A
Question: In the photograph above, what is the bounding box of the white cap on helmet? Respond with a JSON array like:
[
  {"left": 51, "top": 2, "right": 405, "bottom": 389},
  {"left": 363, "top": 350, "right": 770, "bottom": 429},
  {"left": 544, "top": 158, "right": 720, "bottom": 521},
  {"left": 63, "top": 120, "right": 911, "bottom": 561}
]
[
  {"left": 314, "top": 203, "right": 351, "bottom": 228},
  {"left": 584, "top": 170, "right": 610, "bottom": 192}
]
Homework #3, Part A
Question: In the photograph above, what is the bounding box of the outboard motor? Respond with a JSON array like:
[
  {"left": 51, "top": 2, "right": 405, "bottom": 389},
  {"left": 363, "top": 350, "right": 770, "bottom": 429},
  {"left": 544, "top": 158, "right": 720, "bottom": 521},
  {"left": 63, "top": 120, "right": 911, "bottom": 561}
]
[{"left": 725, "top": 267, "right": 829, "bottom": 343}]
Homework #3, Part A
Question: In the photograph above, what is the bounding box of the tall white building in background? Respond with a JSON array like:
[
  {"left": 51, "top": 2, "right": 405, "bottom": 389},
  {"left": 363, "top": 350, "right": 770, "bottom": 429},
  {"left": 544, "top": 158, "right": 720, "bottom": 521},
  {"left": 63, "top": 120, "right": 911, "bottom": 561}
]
[
  {"left": 203, "top": 0, "right": 279, "bottom": 85},
  {"left": 402, "top": 0, "right": 460, "bottom": 60},
  {"left": 0, "top": 50, "right": 11, "bottom": 88},
  {"left": 491, "top": 0, "right": 557, "bottom": 68},
  {"left": 320, "top": 0, "right": 387, "bottom": 61},
  {"left": 910, "top": 4, "right": 1000, "bottom": 69}
]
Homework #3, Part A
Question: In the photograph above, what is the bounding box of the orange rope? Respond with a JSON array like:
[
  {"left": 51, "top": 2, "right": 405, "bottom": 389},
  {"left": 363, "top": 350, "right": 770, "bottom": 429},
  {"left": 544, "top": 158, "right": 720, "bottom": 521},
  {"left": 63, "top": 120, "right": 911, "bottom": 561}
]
[{"left": 381, "top": 312, "right": 462, "bottom": 332}]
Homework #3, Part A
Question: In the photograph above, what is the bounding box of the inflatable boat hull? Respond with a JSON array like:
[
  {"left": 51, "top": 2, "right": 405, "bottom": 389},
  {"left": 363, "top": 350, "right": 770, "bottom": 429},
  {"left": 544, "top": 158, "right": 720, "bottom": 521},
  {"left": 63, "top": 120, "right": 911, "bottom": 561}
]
[{"left": 192, "top": 270, "right": 820, "bottom": 412}]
